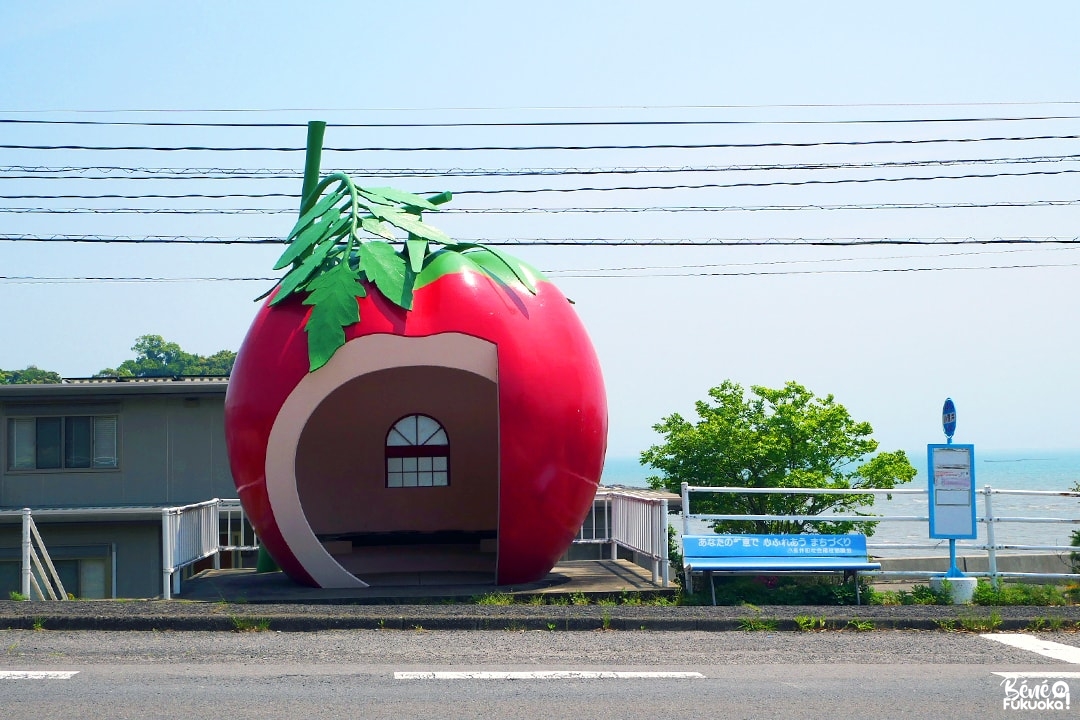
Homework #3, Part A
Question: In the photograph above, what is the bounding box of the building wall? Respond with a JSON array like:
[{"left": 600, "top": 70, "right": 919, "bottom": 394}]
[
  {"left": 295, "top": 366, "right": 499, "bottom": 536},
  {"left": 0, "top": 393, "right": 235, "bottom": 508},
  {"left": 0, "top": 521, "right": 161, "bottom": 599}
]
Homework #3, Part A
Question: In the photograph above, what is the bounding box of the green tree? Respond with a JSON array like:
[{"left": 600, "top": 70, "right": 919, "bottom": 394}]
[
  {"left": 0, "top": 365, "right": 63, "bottom": 384},
  {"left": 95, "top": 335, "right": 236, "bottom": 378},
  {"left": 643, "top": 380, "right": 916, "bottom": 535}
]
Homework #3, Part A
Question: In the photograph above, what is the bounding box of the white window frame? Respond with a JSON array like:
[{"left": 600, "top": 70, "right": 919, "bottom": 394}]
[
  {"left": 6, "top": 415, "right": 119, "bottom": 471},
  {"left": 385, "top": 414, "right": 450, "bottom": 488}
]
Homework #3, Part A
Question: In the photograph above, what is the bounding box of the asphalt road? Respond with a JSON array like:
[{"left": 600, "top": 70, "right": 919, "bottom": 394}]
[{"left": 2, "top": 629, "right": 1079, "bottom": 719}]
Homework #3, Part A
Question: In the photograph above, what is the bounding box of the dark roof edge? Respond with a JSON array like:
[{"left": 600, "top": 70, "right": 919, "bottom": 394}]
[{"left": 0, "top": 377, "right": 229, "bottom": 399}]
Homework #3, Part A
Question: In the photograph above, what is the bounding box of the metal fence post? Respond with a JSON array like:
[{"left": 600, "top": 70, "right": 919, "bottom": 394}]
[
  {"left": 161, "top": 508, "right": 173, "bottom": 600},
  {"left": 681, "top": 482, "right": 690, "bottom": 536},
  {"left": 21, "top": 508, "right": 31, "bottom": 600},
  {"left": 983, "top": 485, "right": 998, "bottom": 588},
  {"left": 660, "top": 498, "right": 670, "bottom": 587}
]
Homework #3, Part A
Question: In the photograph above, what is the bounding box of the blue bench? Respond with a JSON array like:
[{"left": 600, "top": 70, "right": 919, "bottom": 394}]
[{"left": 681, "top": 533, "right": 881, "bottom": 605}]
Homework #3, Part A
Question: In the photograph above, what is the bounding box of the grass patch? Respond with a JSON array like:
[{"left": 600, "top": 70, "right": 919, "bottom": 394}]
[
  {"left": 738, "top": 616, "right": 779, "bottom": 631},
  {"left": 869, "top": 584, "right": 949, "bottom": 606},
  {"left": 846, "top": 618, "right": 874, "bottom": 632},
  {"left": 474, "top": 592, "right": 515, "bottom": 606},
  {"left": 794, "top": 615, "right": 827, "bottom": 631},
  {"left": 1027, "top": 616, "right": 1069, "bottom": 632},
  {"left": 230, "top": 616, "right": 271, "bottom": 633},
  {"left": 972, "top": 581, "right": 1070, "bottom": 606},
  {"left": 958, "top": 611, "right": 1003, "bottom": 632},
  {"left": 687, "top": 575, "right": 865, "bottom": 606},
  {"left": 934, "top": 618, "right": 958, "bottom": 632},
  {"left": 8, "top": 592, "right": 27, "bottom": 602},
  {"left": 570, "top": 592, "right": 590, "bottom": 606}
]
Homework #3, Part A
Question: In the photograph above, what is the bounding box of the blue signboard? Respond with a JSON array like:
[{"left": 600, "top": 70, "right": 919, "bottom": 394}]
[
  {"left": 942, "top": 397, "right": 957, "bottom": 440},
  {"left": 927, "top": 443, "right": 976, "bottom": 539}
]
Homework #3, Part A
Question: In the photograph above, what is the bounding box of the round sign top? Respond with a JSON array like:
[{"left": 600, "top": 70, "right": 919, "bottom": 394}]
[{"left": 942, "top": 397, "right": 957, "bottom": 439}]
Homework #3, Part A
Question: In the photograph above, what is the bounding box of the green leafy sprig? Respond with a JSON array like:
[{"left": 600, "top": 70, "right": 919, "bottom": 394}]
[{"left": 262, "top": 174, "right": 542, "bottom": 371}]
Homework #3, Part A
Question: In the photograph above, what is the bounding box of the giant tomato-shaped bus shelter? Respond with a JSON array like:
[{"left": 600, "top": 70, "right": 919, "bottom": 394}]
[{"left": 224, "top": 126, "right": 607, "bottom": 588}]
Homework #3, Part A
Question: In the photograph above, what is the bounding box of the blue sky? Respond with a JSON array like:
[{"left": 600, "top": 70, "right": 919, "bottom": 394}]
[{"left": 2, "top": 1, "right": 1080, "bottom": 458}]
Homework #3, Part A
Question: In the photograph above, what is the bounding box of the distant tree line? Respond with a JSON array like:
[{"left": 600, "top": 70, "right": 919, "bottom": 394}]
[{"left": 1, "top": 335, "right": 236, "bottom": 383}]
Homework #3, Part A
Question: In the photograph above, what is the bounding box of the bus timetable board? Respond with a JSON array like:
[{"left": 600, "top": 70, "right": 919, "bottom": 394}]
[{"left": 927, "top": 444, "right": 977, "bottom": 539}]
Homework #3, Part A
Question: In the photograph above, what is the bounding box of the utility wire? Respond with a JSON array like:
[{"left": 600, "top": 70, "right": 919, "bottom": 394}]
[
  {"left": 7, "top": 166, "right": 1080, "bottom": 200},
  {"left": 5, "top": 199, "right": 1080, "bottom": 214},
  {"left": 6, "top": 154, "right": 1080, "bottom": 180},
  {"left": 5, "top": 235, "right": 1080, "bottom": 247},
  {"left": 5, "top": 261, "right": 1078, "bottom": 284},
  {"left": 4, "top": 115, "right": 1080, "bottom": 128},
  {"left": 2, "top": 100, "right": 1079, "bottom": 113},
  {"left": 4, "top": 133, "right": 1080, "bottom": 152}
]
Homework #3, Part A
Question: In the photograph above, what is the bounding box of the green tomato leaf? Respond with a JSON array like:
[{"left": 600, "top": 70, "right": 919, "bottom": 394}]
[
  {"left": 302, "top": 263, "right": 367, "bottom": 371},
  {"left": 359, "top": 215, "right": 397, "bottom": 240},
  {"left": 369, "top": 207, "right": 452, "bottom": 245},
  {"left": 359, "top": 241, "right": 411, "bottom": 309},
  {"left": 269, "top": 240, "right": 334, "bottom": 306},
  {"left": 274, "top": 207, "right": 342, "bottom": 270},
  {"left": 288, "top": 185, "right": 347, "bottom": 242},
  {"left": 364, "top": 186, "right": 438, "bottom": 211},
  {"left": 405, "top": 236, "right": 428, "bottom": 274}
]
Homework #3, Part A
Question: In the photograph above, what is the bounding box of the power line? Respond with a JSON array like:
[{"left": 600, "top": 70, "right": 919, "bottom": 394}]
[
  {"left": 7, "top": 154, "right": 1080, "bottom": 181},
  {"left": 6, "top": 199, "right": 1080, "bottom": 214},
  {"left": 5, "top": 235, "right": 1080, "bottom": 247},
  {"left": 5, "top": 261, "right": 1078, "bottom": 284},
  {"left": 4, "top": 115, "right": 1080, "bottom": 128},
  {"left": 4, "top": 133, "right": 1080, "bottom": 152},
  {"left": 2, "top": 100, "right": 1079, "bottom": 113},
  {"left": 546, "top": 244, "right": 1080, "bottom": 274},
  {"left": 550, "top": 262, "right": 1080, "bottom": 278},
  {"left": 7, "top": 166, "right": 1080, "bottom": 200}
]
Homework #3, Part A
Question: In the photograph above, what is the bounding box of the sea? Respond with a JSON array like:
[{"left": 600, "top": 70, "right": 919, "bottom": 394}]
[{"left": 600, "top": 449, "right": 1080, "bottom": 557}]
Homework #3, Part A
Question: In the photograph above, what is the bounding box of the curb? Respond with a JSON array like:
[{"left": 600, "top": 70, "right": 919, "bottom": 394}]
[{"left": 1, "top": 602, "right": 1077, "bottom": 633}]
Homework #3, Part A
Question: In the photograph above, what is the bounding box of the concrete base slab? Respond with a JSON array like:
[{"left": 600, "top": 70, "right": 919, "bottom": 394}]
[{"left": 178, "top": 559, "right": 675, "bottom": 604}]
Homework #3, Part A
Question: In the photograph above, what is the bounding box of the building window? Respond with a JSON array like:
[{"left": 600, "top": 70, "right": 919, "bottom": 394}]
[
  {"left": 385, "top": 414, "right": 449, "bottom": 488},
  {"left": 7, "top": 416, "right": 118, "bottom": 471}
]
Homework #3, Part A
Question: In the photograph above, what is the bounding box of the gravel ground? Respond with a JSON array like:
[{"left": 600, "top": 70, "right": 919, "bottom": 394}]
[
  {"left": 0, "top": 627, "right": 1052, "bottom": 667},
  {"left": 1, "top": 600, "right": 1078, "bottom": 632}
]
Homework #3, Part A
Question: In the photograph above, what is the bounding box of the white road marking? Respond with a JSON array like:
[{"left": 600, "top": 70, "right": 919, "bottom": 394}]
[
  {"left": 396, "top": 671, "right": 704, "bottom": 680},
  {"left": 983, "top": 634, "right": 1080, "bottom": 664},
  {"left": 993, "top": 672, "right": 1080, "bottom": 679},
  {"left": 0, "top": 671, "right": 79, "bottom": 680}
]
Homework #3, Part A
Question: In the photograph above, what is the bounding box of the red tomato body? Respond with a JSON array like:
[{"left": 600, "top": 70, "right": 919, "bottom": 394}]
[{"left": 225, "top": 268, "right": 608, "bottom": 586}]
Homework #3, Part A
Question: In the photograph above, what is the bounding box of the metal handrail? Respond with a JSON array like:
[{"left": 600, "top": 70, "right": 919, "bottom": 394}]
[
  {"left": 680, "top": 482, "right": 1080, "bottom": 586},
  {"left": 161, "top": 499, "right": 220, "bottom": 599},
  {"left": 20, "top": 509, "right": 68, "bottom": 601}
]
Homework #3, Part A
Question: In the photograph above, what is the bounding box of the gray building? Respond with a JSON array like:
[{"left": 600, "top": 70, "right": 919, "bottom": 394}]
[{"left": 0, "top": 378, "right": 237, "bottom": 598}]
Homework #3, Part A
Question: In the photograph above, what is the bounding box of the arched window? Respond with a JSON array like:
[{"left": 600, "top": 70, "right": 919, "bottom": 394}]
[{"left": 385, "top": 414, "right": 450, "bottom": 488}]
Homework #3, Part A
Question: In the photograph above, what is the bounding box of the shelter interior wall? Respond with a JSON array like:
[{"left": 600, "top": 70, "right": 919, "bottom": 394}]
[{"left": 295, "top": 366, "right": 498, "bottom": 536}]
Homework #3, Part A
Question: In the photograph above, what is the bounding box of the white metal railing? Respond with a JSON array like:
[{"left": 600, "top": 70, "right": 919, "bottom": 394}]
[
  {"left": 20, "top": 509, "right": 68, "bottom": 601},
  {"left": 161, "top": 499, "right": 259, "bottom": 599},
  {"left": 574, "top": 491, "right": 671, "bottom": 587},
  {"left": 681, "top": 482, "right": 1080, "bottom": 586},
  {"left": 161, "top": 499, "right": 219, "bottom": 599},
  {"left": 218, "top": 499, "right": 260, "bottom": 555},
  {"left": 611, "top": 493, "right": 670, "bottom": 586}
]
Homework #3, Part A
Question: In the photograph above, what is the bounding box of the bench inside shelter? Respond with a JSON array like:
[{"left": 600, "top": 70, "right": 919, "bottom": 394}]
[{"left": 681, "top": 533, "right": 881, "bottom": 605}]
